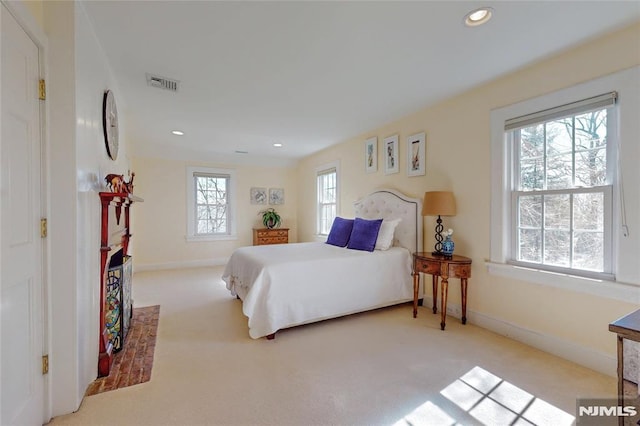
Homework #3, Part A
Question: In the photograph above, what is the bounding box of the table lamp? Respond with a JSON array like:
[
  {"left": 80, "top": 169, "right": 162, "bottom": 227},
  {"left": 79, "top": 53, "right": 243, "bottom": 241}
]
[{"left": 422, "top": 191, "right": 456, "bottom": 255}]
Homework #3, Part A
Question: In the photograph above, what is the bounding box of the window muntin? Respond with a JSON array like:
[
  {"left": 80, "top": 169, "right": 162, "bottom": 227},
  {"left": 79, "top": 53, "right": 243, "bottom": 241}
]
[
  {"left": 317, "top": 167, "right": 337, "bottom": 235},
  {"left": 510, "top": 105, "right": 614, "bottom": 276}
]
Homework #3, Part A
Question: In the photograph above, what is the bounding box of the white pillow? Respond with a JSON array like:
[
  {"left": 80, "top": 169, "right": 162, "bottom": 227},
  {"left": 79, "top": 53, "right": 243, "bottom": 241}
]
[{"left": 375, "top": 218, "right": 401, "bottom": 250}]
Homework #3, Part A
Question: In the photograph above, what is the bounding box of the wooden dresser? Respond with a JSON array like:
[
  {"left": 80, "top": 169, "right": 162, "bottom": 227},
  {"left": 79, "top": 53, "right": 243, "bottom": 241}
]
[{"left": 253, "top": 228, "right": 289, "bottom": 245}]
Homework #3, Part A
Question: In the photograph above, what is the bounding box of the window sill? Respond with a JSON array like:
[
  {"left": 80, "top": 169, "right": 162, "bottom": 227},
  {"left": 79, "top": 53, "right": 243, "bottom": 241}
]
[
  {"left": 485, "top": 261, "right": 640, "bottom": 303},
  {"left": 186, "top": 234, "right": 237, "bottom": 242}
]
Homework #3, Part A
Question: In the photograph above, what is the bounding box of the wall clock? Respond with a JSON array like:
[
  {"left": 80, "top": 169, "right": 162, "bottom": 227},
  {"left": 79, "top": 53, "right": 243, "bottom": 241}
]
[{"left": 102, "top": 89, "right": 119, "bottom": 160}]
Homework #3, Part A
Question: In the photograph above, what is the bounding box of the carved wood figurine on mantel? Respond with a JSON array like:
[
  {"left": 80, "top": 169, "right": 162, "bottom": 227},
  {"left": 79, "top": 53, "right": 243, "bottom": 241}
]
[
  {"left": 105, "top": 171, "right": 135, "bottom": 194},
  {"left": 104, "top": 171, "right": 135, "bottom": 225}
]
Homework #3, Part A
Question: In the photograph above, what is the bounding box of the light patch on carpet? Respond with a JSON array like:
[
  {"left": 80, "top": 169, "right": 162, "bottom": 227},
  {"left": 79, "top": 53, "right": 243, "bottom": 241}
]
[{"left": 395, "top": 366, "right": 575, "bottom": 426}]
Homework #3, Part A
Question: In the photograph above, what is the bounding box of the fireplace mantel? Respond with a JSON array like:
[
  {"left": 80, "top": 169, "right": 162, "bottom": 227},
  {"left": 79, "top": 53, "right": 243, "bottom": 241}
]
[{"left": 98, "top": 192, "right": 143, "bottom": 377}]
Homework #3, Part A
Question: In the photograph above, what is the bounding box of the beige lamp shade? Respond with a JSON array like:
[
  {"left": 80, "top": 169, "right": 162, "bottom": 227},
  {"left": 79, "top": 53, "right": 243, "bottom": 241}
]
[{"left": 422, "top": 191, "right": 456, "bottom": 217}]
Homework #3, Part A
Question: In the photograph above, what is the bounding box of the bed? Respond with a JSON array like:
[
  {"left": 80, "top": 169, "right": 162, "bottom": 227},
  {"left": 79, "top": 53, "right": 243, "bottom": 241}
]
[{"left": 222, "top": 189, "right": 423, "bottom": 339}]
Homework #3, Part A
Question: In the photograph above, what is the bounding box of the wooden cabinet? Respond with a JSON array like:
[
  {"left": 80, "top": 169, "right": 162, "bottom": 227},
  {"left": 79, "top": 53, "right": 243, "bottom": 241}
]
[
  {"left": 253, "top": 228, "right": 289, "bottom": 245},
  {"left": 609, "top": 309, "right": 640, "bottom": 425}
]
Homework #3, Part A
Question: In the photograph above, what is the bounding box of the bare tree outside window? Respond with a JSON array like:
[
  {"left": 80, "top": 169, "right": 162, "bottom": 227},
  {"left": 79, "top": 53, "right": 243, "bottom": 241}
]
[
  {"left": 515, "top": 108, "right": 609, "bottom": 273},
  {"left": 195, "top": 175, "right": 229, "bottom": 235}
]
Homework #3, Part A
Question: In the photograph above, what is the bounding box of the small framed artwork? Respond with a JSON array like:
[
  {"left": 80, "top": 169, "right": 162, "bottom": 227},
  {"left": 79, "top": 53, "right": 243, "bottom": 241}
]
[
  {"left": 407, "top": 132, "right": 426, "bottom": 177},
  {"left": 269, "top": 188, "right": 284, "bottom": 205},
  {"left": 383, "top": 134, "right": 399, "bottom": 175},
  {"left": 250, "top": 187, "right": 267, "bottom": 205},
  {"left": 364, "top": 136, "right": 377, "bottom": 173}
]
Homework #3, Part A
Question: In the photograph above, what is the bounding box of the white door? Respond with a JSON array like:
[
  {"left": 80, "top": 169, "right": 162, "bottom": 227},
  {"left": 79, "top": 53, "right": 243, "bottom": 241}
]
[{"left": 1, "top": 4, "right": 45, "bottom": 425}]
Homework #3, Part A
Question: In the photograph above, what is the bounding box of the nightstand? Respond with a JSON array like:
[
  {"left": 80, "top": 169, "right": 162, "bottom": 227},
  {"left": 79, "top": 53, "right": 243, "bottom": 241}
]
[
  {"left": 253, "top": 228, "right": 289, "bottom": 245},
  {"left": 412, "top": 252, "right": 472, "bottom": 330}
]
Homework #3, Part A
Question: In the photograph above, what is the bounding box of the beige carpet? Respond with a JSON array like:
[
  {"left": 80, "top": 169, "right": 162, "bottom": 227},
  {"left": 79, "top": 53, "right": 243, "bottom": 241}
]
[{"left": 49, "top": 266, "right": 624, "bottom": 426}]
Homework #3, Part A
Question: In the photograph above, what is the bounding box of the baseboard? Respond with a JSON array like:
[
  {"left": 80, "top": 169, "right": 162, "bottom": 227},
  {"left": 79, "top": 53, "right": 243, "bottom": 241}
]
[
  {"left": 134, "top": 257, "right": 228, "bottom": 272},
  {"left": 422, "top": 296, "right": 616, "bottom": 378}
]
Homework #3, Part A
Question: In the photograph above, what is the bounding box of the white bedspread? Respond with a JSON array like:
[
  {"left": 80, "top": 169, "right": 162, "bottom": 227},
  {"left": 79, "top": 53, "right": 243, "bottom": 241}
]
[{"left": 222, "top": 242, "right": 413, "bottom": 339}]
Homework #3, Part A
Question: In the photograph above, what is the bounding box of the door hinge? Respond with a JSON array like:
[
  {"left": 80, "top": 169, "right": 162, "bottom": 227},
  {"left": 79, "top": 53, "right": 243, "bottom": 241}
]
[
  {"left": 39, "top": 79, "right": 46, "bottom": 100},
  {"left": 40, "top": 218, "right": 47, "bottom": 238},
  {"left": 42, "top": 354, "right": 49, "bottom": 375}
]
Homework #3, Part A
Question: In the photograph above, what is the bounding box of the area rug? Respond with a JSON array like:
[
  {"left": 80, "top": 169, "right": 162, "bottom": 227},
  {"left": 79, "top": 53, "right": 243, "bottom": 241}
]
[{"left": 86, "top": 305, "right": 160, "bottom": 396}]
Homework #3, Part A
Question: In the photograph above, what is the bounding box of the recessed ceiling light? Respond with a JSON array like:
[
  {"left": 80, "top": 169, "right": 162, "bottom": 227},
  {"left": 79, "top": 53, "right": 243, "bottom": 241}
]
[
  {"left": 273, "top": 143, "right": 283, "bottom": 148},
  {"left": 171, "top": 130, "right": 184, "bottom": 136},
  {"left": 464, "top": 7, "right": 493, "bottom": 27}
]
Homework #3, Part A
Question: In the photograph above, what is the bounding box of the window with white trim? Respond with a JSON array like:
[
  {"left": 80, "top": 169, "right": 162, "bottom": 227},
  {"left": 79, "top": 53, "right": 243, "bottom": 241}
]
[
  {"left": 186, "top": 167, "right": 237, "bottom": 241},
  {"left": 506, "top": 92, "right": 617, "bottom": 279},
  {"left": 316, "top": 163, "right": 338, "bottom": 236},
  {"left": 490, "top": 67, "right": 640, "bottom": 300}
]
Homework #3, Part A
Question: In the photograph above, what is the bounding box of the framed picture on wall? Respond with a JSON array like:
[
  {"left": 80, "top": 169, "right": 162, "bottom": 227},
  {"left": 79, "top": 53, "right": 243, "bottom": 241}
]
[
  {"left": 407, "top": 132, "right": 426, "bottom": 177},
  {"left": 269, "top": 188, "right": 284, "bottom": 205},
  {"left": 250, "top": 187, "right": 267, "bottom": 205},
  {"left": 383, "top": 134, "right": 399, "bottom": 175},
  {"left": 364, "top": 136, "right": 377, "bottom": 173}
]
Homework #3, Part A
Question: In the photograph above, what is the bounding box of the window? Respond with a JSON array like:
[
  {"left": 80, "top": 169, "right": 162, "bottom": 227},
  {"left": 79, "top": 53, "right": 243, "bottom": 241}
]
[
  {"left": 507, "top": 93, "right": 616, "bottom": 278},
  {"left": 316, "top": 162, "right": 339, "bottom": 235},
  {"left": 195, "top": 174, "right": 229, "bottom": 234},
  {"left": 186, "top": 167, "right": 237, "bottom": 241},
  {"left": 490, "top": 67, "right": 639, "bottom": 301}
]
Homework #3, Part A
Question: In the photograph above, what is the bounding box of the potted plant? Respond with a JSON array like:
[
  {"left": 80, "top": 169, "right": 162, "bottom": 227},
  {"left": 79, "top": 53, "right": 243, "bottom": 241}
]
[{"left": 260, "top": 208, "right": 281, "bottom": 229}]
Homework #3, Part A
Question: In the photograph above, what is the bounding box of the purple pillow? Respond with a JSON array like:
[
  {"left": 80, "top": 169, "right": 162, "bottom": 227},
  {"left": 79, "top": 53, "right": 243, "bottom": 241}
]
[
  {"left": 347, "top": 218, "right": 383, "bottom": 252},
  {"left": 326, "top": 217, "right": 354, "bottom": 247}
]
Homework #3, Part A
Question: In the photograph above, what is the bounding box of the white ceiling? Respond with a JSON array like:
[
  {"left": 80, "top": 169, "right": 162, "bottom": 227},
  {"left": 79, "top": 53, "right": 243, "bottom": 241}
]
[{"left": 81, "top": 1, "right": 640, "bottom": 166}]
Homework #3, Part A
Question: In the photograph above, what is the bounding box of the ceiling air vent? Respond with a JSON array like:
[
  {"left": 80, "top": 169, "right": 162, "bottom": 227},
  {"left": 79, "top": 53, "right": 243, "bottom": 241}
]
[{"left": 146, "top": 73, "right": 179, "bottom": 92}]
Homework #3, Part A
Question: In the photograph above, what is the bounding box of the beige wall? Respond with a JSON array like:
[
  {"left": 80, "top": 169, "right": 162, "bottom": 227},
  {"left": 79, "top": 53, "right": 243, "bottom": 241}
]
[
  {"left": 23, "top": 0, "right": 43, "bottom": 28},
  {"left": 296, "top": 22, "right": 640, "bottom": 374},
  {"left": 131, "top": 156, "right": 298, "bottom": 269}
]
